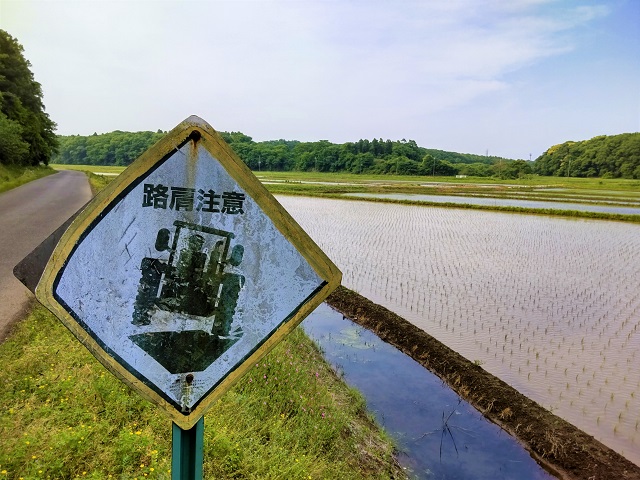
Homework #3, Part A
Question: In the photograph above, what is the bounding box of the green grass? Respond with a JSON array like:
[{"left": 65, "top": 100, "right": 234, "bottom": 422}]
[
  {"left": 85, "top": 172, "right": 113, "bottom": 195},
  {"left": 50, "top": 164, "right": 126, "bottom": 175},
  {"left": 261, "top": 176, "right": 640, "bottom": 223},
  {"left": 55, "top": 164, "right": 640, "bottom": 223},
  {"left": 256, "top": 170, "right": 640, "bottom": 190},
  {"left": 0, "top": 166, "right": 405, "bottom": 479},
  {"left": 0, "top": 164, "right": 55, "bottom": 195},
  {"left": 54, "top": 164, "right": 640, "bottom": 194},
  {"left": 0, "top": 305, "right": 404, "bottom": 479}
]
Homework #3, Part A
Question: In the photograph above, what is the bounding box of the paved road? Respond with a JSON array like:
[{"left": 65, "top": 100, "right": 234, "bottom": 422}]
[{"left": 0, "top": 170, "right": 92, "bottom": 341}]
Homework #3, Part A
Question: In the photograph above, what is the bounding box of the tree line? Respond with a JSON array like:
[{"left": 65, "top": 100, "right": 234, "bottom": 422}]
[
  {"left": 53, "top": 129, "right": 535, "bottom": 179},
  {"left": 54, "top": 130, "right": 165, "bottom": 166},
  {"left": 54, "top": 129, "right": 639, "bottom": 179},
  {"left": 0, "top": 30, "right": 57, "bottom": 167},
  {"left": 533, "top": 133, "right": 640, "bottom": 179},
  {"left": 5, "top": 30, "right": 636, "bottom": 179}
]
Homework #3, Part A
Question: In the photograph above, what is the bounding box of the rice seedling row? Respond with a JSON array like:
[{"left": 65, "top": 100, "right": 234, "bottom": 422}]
[{"left": 277, "top": 196, "right": 640, "bottom": 466}]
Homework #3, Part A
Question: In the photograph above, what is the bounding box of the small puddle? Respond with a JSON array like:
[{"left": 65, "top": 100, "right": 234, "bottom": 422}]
[{"left": 303, "top": 304, "right": 554, "bottom": 480}]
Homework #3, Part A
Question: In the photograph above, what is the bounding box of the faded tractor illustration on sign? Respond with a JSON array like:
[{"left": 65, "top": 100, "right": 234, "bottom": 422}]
[{"left": 129, "top": 220, "right": 245, "bottom": 374}]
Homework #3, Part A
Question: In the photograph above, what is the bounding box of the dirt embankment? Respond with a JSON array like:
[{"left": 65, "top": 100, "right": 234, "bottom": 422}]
[{"left": 326, "top": 286, "right": 640, "bottom": 480}]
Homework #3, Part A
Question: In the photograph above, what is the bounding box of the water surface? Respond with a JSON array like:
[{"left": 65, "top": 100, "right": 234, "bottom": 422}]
[
  {"left": 279, "top": 196, "right": 640, "bottom": 466},
  {"left": 303, "top": 304, "right": 553, "bottom": 480},
  {"left": 343, "top": 192, "right": 640, "bottom": 215}
]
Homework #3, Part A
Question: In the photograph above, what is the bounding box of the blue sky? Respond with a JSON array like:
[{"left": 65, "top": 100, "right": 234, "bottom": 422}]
[{"left": 2, "top": 0, "right": 639, "bottom": 159}]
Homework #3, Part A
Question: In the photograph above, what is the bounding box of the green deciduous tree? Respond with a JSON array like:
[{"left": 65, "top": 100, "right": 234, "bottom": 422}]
[
  {"left": 52, "top": 131, "right": 164, "bottom": 166},
  {"left": 0, "top": 30, "right": 57, "bottom": 166},
  {"left": 534, "top": 133, "right": 640, "bottom": 178},
  {"left": 0, "top": 110, "right": 29, "bottom": 164}
]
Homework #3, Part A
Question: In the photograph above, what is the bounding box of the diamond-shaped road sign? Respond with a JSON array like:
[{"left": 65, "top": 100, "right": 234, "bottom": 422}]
[{"left": 32, "top": 116, "right": 341, "bottom": 429}]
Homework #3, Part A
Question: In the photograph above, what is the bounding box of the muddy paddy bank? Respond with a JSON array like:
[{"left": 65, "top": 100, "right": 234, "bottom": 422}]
[{"left": 326, "top": 286, "right": 640, "bottom": 480}]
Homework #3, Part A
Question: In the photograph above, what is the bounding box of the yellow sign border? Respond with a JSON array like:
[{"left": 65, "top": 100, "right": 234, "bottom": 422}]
[{"left": 36, "top": 116, "right": 341, "bottom": 429}]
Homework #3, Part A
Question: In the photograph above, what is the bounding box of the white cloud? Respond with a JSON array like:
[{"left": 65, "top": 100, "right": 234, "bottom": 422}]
[{"left": 1, "top": 0, "right": 632, "bottom": 158}]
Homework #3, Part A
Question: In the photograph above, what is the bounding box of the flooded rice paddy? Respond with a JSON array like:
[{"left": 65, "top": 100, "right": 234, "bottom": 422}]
[
  {"left": 302, "top": 304, "right": 553, "bottom": 479},
  {"left": 343, "top": 193, "right": 640, "bottom": 215},
  {"left": 278, "top": 196, "right": 640, "bottom": 466}
]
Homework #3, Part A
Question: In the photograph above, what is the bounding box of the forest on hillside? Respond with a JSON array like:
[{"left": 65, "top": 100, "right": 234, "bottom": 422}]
[
  {"left": 534, "top": 133, "right": 639, "bottom": 178},
  {"left": 52, "top": 129, "right": 639, "bottom": 180},
  {"left": 52, "top": 130, "right": 533, "bottom": 178}
]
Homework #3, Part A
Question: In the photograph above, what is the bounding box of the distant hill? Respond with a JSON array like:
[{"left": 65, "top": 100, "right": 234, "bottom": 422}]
[
  {"left": 534, "top": 133, "right": 640, "bottom": 178},
  {"left": 51, "top": 130, "right": 528, "bottom": 178}
]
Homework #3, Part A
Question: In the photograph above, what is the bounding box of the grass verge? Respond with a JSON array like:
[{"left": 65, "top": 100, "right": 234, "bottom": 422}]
[
  {"left": 0, "top": 304, "right": 405, "bottom": 479},
  {"left": 85, "top": 172, "right": 112, "bottom": 195},
  {"left": 0, "top": 165, "right": 55, "bottom": 195},
  {"left": 0, "top": 168, "right": 404, "bottom": 479},
  {"left": 50, "top": 164, "right": 126, "bottom": 175}
]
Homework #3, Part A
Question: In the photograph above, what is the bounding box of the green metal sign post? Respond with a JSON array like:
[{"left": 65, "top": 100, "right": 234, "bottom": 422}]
[{"left": 172, "top": 417, "right": 204, "bottom": 480}]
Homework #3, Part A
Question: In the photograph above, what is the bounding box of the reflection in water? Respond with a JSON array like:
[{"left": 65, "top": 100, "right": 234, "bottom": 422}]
[
  {"left": 280, "top": 196, "right": 640, "bottom": 466},
  {"left": 303, "top": 304, "right": 553, "bottom": 480}
]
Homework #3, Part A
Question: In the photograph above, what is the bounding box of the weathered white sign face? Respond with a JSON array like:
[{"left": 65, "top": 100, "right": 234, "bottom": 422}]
[{"left": 37, "top": 117, "right": 341, "bottom": 428}]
